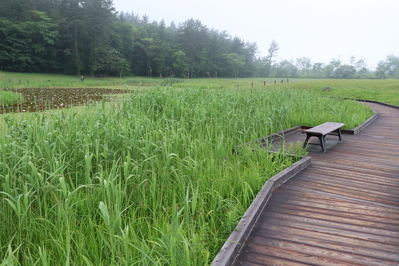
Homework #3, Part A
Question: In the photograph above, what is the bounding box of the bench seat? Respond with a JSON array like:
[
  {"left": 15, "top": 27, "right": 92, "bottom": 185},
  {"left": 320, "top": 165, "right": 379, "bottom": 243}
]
[{"left": 302, "top": 122, "right": 345, "bottom": 152}]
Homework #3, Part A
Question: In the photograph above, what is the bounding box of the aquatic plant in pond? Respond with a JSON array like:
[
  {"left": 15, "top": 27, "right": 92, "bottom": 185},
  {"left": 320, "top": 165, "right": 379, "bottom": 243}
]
[
  {"left": 0, "top": 86, "right": 373, "bottom": 265},
  {"left": 0, "top": 88, "right": 130, "bottom": 113}
]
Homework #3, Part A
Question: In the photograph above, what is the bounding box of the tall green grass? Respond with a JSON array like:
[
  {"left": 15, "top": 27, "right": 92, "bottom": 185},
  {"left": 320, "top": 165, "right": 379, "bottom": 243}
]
[
  {"left": 0, "top": 87, "right": 372, "bottom": 265},
  {"left": 0, "top": 91, "right": 24, "bottom": 106}
]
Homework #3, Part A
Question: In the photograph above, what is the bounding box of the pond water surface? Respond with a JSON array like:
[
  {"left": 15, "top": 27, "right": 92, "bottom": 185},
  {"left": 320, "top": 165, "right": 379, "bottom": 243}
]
[{"left": 1, "top": 88, "right": 130, "bottom": 114}]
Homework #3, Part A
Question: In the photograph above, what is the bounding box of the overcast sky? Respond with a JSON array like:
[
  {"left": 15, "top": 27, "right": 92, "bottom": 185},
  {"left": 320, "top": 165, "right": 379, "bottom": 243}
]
[{"left": 113, "top": 0, "right": 398, "bottom": 69}]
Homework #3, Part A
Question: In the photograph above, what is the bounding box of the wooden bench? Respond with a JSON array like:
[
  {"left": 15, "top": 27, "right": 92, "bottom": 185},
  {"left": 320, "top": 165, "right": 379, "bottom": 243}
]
[{"left": 302, "top": 122, "right": 345, "bottom": 152}]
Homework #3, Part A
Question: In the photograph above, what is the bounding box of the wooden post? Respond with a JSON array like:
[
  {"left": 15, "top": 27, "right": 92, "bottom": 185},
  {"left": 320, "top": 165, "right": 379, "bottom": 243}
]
[{"left": 264, "top": 81, "right": 266, "bottom": 86}]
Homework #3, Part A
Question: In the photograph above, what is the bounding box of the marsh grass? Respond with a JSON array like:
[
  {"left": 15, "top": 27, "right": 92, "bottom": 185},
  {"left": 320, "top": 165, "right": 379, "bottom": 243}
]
[
  {"left": 0, "top": 91, "right": 24, "bottom": 106},
  {"left": 0, "top": 86, "right": 372, "bottom": 265}
]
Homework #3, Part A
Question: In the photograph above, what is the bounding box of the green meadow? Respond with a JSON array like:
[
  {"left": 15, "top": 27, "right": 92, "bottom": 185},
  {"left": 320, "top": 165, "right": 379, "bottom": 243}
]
[
  {"left": 1, "top": 71, "right": 399, "bottom": 107},
  {"left": 0, "top": 72, "right": 397, "bottom": 265}
]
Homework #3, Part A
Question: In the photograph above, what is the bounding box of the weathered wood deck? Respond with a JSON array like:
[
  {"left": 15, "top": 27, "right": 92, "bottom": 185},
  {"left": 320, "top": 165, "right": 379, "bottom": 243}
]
[{"left": 228, "top": 102, "right": 399, "bottom": 265}]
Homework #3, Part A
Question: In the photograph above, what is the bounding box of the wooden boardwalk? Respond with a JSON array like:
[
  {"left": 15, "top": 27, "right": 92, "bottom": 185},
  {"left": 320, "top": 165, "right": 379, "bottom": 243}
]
[{"left": 231, "top": 102, "right": 399, "bottom": 265}]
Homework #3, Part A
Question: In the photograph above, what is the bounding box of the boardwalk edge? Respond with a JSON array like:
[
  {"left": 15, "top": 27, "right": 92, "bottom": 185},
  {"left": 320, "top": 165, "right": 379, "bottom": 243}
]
[
  {"left": 350, "top": 110, "right": 378, "bottom": 135},
  {"left": 211, "top": 156, "right": 312, "bottom": 266}
]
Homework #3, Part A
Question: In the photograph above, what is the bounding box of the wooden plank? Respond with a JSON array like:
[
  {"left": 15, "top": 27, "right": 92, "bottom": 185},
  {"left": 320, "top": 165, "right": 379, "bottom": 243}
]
[
  {"left": 256, "top": 216, "right": 399, "bottom": 246},
  {"left": 238, "top": 238, "right": 398, "bottom": 265},
  {"left": 233, "top": 249, "right": 311, "bottom": 266},
  {"left": 259, "top": 212, "right": 399, "bottom": 244},
  {"left": 268, "top": 189, "right": 399, "bottom": 215},
  {"left": 285, "top": 174, "right": 399, "bottom": 201},
  {"left": 264, "top": 203, "right": 399, "bottom": 232},
  {"left": 250, "top": 227, "right": 399, "bottom": 260}
]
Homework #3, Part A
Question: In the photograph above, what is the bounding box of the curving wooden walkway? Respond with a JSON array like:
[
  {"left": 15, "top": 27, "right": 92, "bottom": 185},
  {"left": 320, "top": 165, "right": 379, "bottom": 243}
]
[{"left": 226, "top": 102, "right": 399, "bottom": 265}]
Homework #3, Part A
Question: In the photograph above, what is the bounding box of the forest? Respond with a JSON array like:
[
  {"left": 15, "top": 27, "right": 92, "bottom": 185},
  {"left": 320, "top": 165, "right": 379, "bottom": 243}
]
[{"left": 1, "top": 0, "right": 398, "bottom": 79}]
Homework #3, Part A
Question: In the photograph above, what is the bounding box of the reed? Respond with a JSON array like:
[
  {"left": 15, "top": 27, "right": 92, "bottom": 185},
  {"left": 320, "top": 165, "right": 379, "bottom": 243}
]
[{"left": 0, "top": 91, "right": 24, "bottom": 106}]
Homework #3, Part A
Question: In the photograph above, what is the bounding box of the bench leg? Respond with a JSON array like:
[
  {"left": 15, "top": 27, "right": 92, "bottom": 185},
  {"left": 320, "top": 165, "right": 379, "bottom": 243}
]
[
  {"left": 318, "top": 135, "right": 326, "bottom": 152},
  {"left": 303, "top": 133, "right": 326, "bottom": 152},
  {"left": 303, "top": 134, "right": 312, "bottom": 149},
  {"left": 326, "top": 129, "right": 343, "bottom": 141}
]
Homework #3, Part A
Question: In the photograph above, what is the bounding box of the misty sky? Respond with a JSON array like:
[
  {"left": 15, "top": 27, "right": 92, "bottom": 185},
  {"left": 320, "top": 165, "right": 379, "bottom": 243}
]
[{"left": 113, "top": 0, "right": 398, "bottom": 69}]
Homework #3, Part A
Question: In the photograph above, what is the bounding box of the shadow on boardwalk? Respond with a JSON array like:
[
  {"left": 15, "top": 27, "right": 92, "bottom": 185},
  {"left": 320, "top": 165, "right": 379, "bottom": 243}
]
[{"left": 213, "top": 102, "right": 399, "bottom": 265}]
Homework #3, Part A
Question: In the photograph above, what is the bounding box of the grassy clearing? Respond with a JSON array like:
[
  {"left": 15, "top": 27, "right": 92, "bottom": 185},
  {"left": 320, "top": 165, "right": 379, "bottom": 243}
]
[
  {"left": 0, "top": 71, "right": 176, "bottom": 89},
  {"left": 0, "top": 85, "right": 372, "bottom": 265},
  {"left": 2, "top": 71, "right": 397, "bottom": 106},
  {"left": 278, "top": 79, "right": 399, "bottom": 106}
]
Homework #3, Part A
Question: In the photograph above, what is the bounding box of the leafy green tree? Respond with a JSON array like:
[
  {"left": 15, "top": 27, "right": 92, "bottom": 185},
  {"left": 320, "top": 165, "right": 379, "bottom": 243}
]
[
  {"left": 171, "top": 50, "right": 189, "bottom": 77},
  {"left": 334, "top": 64, "right": 356, "bottom": 79},
  {"left": 150, "top": 20, "right": 176, "bottom": 77},
  {"left": 177, "top": 19, "right": 209, "bottom": 77},
  {"left": 135, "top": 37, "right": 155, "bottom": 76},
  {"left": 57, "top": 0, "right": 87, "bottom": 74},
  {"left": 5, "top": 0, "right": 385, "bottom": 79},
  {"left": 152, "top": 42, "right": 173, "bottom": 77},
  {"left": 263, "top": 40, "right": 279, "bottom": 77},
  {"left": 312, "top": 63, "right": 324, "bottom": 77},
  {"left": 110, "top": 21, "right": 136, "bottom": 76},
  {"left": 222, "top": 53, "right": 245, "bottom": 77},
  {"left": 241, "top": 41, "right": 258, "bottom": 77},
  {"left": 324, "top": 59, "right": 342, "bottom": 78},
  {"left": 83, "top": 0, "right": 116, "bottom": 76},
  {"left": 374, "top": 55, "right": 399, "bottom": 79},
  {"left": 375, "top": 61, "right": 388, "bottom": 79},
  {"left": 296, "top": 57, "right": 312, "bottom": 77},
  {"left": 205, "top": 30, "right": 229, "bottom": 77},
  {"left": 275, "top": 60, "right": 298, "bottom": 78},
  {"left": 349, "top": 56, "right": 370, "bottom": 78},
  {"left": 383, "top": 55, "right": 399, "bottom": 78},
  {"left": 0, "top": 10, "right": 59, "bottom": 72}
]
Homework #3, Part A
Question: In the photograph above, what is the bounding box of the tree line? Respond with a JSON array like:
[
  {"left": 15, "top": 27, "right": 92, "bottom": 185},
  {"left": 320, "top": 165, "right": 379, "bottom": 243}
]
[{"left": 1, "top": 0, "right": 398, "bottom": 79}]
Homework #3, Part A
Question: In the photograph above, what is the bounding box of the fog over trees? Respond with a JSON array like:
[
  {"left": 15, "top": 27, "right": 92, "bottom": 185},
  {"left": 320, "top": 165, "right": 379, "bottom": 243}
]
[{"left": 1, "top": 0, "right": 398, "bottom": 78}]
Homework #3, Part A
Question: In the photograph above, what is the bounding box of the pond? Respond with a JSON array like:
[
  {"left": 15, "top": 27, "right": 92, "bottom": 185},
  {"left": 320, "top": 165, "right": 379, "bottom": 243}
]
[{"left": 0, "top": 88, "right": 130, "bottom": 114}]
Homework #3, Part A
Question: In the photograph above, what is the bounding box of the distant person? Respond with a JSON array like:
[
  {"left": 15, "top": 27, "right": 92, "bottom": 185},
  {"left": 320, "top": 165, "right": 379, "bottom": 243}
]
[{"left": 81, "top": 76, "right": 85, "bottom": 82}]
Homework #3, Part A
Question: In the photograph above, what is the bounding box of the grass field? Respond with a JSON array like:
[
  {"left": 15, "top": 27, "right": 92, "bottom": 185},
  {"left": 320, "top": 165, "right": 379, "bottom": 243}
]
[
  {"left": 0, "top": 72, "right": 396, "bottom": 265},
  {"left": 1, "top": 72, "right": 398, "bottom": 105}
]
